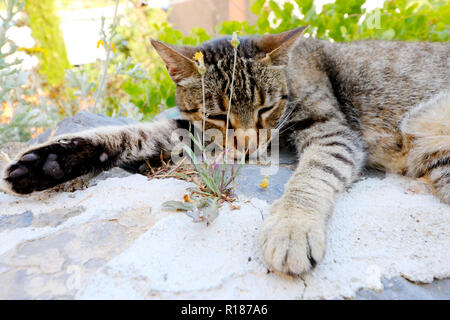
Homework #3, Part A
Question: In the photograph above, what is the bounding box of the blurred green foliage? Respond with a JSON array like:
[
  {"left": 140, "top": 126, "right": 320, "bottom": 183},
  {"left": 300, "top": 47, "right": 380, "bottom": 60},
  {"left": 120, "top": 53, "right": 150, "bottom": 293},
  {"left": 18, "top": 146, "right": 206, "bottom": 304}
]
[
  {"left": 216, "top": 0, "right": 449, "bottom": 41},
  {"left": 109, "top": 7, "right": 181, "bottom": 119},
  {"left": 0, "top": 0, "right": 60, "bottom": 144},
  {"left": 25, "top": 0, "right": 71, "bottom": 85},
  {"left": 111, "top": 8, "right": 211, "bottom": 120}
]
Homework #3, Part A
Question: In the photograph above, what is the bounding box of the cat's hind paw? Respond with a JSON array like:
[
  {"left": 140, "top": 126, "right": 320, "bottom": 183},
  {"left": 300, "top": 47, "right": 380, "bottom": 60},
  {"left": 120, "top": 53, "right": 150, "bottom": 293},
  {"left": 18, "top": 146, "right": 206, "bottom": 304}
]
[{"left": 259, "top": 204, "right": 326, "bottom": 276}]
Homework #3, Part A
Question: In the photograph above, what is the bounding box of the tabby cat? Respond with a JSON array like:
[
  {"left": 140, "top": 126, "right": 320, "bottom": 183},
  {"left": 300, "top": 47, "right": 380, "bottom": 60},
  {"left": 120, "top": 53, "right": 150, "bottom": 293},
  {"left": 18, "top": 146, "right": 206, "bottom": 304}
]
[{"left": 2, "top": 27, "right": 449, "bottom": 276}]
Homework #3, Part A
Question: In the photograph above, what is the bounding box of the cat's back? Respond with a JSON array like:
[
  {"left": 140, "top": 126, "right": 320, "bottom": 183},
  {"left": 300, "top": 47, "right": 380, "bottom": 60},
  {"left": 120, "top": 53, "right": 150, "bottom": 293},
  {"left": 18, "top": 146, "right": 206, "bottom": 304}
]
[
  {"left": 319, "top": 39, "right": 449, "bottom": 115},
  {"left": 289, "top": 38, "right": 448, "bottom": 130}
]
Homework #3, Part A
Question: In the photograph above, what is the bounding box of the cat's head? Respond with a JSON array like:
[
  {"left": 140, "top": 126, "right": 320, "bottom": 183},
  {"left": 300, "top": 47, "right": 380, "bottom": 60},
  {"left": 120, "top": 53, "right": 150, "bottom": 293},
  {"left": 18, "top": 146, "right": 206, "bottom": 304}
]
[{"left": 151, "top": 27, "right": 307, "bottom": 153}]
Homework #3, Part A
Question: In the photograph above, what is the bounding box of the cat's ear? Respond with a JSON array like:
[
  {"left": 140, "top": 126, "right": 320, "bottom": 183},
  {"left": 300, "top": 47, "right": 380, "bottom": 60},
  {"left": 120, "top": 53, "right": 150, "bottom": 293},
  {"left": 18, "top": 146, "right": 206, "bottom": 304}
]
[
  {"left": 257, "top": 26, "right": 308, "bottom": 66},
  {"left": 151, "top": 39, "right": 199, "bottom": 84}
]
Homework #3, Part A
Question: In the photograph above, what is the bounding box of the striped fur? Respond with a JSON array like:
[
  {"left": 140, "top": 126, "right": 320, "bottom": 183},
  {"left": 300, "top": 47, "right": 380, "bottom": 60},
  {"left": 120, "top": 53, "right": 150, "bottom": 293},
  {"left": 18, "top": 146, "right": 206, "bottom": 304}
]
[
  {"left": 3, "top": 28, "right": 449, "bottom": 276},
  {"left": 400, "top": 92, "right": 450, "bottom": 203}
]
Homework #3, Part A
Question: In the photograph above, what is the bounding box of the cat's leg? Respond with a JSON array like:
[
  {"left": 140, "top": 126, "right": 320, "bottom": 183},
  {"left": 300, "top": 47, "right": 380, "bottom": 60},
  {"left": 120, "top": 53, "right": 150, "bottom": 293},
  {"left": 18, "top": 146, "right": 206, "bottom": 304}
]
[
  {"left": 401, "top": 92, "right": 450, "bottom": 204},
  {"left": 405, "top": 133, "right": 450, "bottom": 204},
  {"left": 260, "top": 120, "right": 365, "bottom": 275},
  {"left": 2, "top": 119, "right": 190, "bottom": 194},
  {"left": 429, "top": 164, "right": 450, "bottom": 204}
]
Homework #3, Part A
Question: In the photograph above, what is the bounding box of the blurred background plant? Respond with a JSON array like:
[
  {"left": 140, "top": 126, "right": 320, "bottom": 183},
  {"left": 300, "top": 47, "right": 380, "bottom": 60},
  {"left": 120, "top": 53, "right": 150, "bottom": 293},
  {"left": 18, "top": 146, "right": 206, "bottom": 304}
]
[
  {"left": 0, "top": 0, "right": 60, "bottom": 144},
  {"left": 0, "top": 0, "right": 448, "bottom": 144},
  {"left": 217, "top": 0, "right": 449, "bottom": 41}
]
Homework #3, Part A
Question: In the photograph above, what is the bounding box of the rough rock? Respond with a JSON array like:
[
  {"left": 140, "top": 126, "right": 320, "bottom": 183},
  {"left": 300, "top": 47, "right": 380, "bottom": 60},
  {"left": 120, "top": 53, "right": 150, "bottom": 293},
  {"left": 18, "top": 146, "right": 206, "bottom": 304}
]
[{"left": 0, "top": 173, "right": 448, "bottom": 299}]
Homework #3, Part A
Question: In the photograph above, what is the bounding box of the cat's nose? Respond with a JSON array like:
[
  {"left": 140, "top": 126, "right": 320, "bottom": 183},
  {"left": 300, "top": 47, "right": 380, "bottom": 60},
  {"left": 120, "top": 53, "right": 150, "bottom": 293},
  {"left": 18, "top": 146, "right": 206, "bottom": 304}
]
[{"left": 234, "top": 129, "right": 258, "bottom": 154}]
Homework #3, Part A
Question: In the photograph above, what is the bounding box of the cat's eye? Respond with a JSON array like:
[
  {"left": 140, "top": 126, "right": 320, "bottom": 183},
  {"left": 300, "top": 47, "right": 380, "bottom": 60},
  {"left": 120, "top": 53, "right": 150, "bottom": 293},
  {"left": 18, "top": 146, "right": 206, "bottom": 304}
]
[
  {"left": 181, "top": 107, "right": 199, "bottom": 115},
  {"left": 206, "top": 113, "right": 228, "bottom": 128},
  {"left": 207, "top": 113, "right": 228, "bottom": 122}
]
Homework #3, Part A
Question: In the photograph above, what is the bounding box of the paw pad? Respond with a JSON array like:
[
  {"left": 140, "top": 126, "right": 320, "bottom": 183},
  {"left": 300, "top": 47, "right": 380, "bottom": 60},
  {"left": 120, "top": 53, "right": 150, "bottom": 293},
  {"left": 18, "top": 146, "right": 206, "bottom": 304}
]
[
  {"left": 9, "top": 167, "right": 29, "bottom": 179},
  {"left": 42, "top": 158, "right": 64, "bottom": 179},
  {"left": 21, "top": 153, "right": 39, "bottom": 162},
  {"left": 99, "top": 152, "right": 108, "bottom": 162}
]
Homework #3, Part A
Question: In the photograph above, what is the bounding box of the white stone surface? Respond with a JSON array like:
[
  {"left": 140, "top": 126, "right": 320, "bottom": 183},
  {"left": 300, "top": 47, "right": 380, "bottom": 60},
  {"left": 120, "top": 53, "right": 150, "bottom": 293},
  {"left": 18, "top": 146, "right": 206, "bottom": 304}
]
[{"left": 0, "top": 173, "right": 449, "bottom": 299}]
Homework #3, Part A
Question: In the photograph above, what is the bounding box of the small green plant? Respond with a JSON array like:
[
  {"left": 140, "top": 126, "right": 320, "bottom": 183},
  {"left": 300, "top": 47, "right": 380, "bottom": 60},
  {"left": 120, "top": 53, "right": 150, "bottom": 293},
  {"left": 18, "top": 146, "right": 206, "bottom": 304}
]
[
  {"left": 162, "top": 137, "right": 245, "bottom": 225},
  {"left": 92, "top": 0, "right": 120, "bottom": 113},
  {"left": 163, "top": 33, "right": 245, "bottom": 225}
]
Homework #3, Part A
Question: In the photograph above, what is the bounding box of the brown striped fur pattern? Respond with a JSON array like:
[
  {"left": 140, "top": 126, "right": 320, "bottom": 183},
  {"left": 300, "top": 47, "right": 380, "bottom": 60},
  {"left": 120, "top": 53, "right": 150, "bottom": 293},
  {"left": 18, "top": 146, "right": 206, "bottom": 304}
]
[{"left": 3, "top": 28, "right": 449, "bottom": 276}]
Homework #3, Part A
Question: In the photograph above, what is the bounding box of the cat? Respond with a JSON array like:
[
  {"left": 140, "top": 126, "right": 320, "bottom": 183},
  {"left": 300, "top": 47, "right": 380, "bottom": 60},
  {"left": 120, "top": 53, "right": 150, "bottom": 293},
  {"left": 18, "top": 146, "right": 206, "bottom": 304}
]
[{"left": 2, "top": 27, "right": 449, "bottom": 276}]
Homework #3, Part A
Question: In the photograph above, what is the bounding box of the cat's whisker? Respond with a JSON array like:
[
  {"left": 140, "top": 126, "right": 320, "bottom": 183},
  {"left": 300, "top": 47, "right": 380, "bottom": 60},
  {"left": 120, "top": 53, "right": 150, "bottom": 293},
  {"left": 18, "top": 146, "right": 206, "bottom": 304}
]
[{"left": 275, "top": 101, "right": 297, "bottom": 131}]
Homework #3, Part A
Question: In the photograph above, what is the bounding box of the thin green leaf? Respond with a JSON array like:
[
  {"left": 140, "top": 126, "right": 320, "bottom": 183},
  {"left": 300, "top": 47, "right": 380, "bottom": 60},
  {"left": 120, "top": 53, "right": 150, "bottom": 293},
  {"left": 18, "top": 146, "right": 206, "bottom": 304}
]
[{"left": 162, "top": 200, "right": 195, "bottom": 211}]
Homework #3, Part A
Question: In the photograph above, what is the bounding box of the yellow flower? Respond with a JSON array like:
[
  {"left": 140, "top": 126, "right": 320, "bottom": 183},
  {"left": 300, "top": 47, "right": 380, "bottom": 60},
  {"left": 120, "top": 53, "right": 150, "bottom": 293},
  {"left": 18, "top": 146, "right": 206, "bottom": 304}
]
[
  {"left": 97, "top": 40, "right": 117, "bottom": 53},
  {"left": 193, "top": 51, "right": 203, "bottom": 61},
  {"left": 183, "top": 194, "right": 194, "bottom": 203},
  {"left": 96, "top": 39, "right": 104, "bottom": 48},
  {"left": 230, "top": 31, "right": 240, "bottom": 48},
  {"left": 193, "top": 51, "right": 206, "bottom": 75},
  {"left": 18, "top": 47, "right": 46, "bottom": 55},
  {"left": 259, "top": 175, "right": 269, "bottom": 189}
]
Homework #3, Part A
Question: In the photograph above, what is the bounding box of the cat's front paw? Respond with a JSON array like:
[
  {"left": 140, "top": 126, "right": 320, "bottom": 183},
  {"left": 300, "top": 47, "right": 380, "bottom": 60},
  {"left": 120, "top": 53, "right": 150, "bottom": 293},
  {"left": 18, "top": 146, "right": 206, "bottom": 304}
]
[
  {"left": 3, "top": 137, "right": 110, "bottom": 194},
  {"left": 259, "top": 201, "right": 326, "bottom": 276}
]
